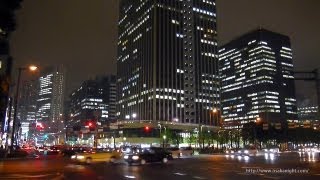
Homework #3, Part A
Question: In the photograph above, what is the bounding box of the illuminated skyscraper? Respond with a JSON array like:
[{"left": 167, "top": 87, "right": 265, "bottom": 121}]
[
  {"left": 19, "top": 80, "right": 38, "bottom": 140},
  {"left": 36, "top": 65, "right": 65, "bottom": 133},
  {"left": 68, "top": 75, "right": 117, "bottom": 127},
  {"left": 219, "top": 29, "right": 297, "bottom": 128},
  {"left": 117, "top": 0, "right": 219, "bottom": 125}
]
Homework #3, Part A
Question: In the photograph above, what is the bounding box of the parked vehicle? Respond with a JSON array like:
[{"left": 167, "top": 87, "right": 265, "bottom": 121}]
[{"left": 124, "top": 147, "right": 173, "bottom": 165}]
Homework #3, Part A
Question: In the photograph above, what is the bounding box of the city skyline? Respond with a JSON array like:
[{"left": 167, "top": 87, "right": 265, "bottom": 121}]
[{"left": 9, "top": 0, "right": 320, "bottom": 105}]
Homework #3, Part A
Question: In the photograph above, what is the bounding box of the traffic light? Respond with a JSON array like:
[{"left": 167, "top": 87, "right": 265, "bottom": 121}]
[
  {"left": 88, "top": 122, "right": 93, "bottom": 127},
  {"left": 86, "top": 121, "right": 95, "bottom": 127},
  {"left": 86, "top": 121, "right": 96, "bottom": 131},
  {"left": 36, "top": 122, "right": 44, "bottom": 130},
  {"left": 144, "top": 126, "right": 150, "bottom": 132}
]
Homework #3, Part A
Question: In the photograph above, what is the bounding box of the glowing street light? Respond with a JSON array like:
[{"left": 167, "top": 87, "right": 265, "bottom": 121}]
[
  {"left": 256, "top": 117, "right": 261, "bottom": 123},
  {"left": 29, "top": 65, "right": 38, "bottom": 71},
  {"left": 163, "top": 135, "right": 166, "bottom": 140}
]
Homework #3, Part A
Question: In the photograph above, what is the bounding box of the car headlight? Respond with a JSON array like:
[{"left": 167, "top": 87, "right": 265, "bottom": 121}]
[
  {"left": 238, "top": 150, "right": 241, "bottom": 153},
  {"left": 77, "top": 155, "right": 85, "bottom": 159},
  {"left": 132, "top": 155, "right": 139, "bottom": 160},
  {"left": 124, "top": 155, "right": 129, "bottom": 159},
  {"left": 226, "top": 150, "right": 229, "bottom": 153},
  {"left": 269, "top": 149, "right": 274, "bottom": 152},
  {"left": 231, "top": 150, "right": 234, "bottom": 153},
  {"left": 244, "top": 150, "right": 249, "bottom": 154},
  {"left": 71, "top": 155, "right": 76, "bottom": 159}
]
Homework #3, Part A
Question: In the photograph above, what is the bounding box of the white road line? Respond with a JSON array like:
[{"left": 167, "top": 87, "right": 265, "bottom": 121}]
[
  {"left": 241, "top": 166, "right": 261, "bottom": 169},
  {"left": 0, "top": 173, "right": 58, "bottom": 178},
  {"left": 193, "top": 176, "right": 207, "bottom": 179},
  {"left": 174, "top": 172, "right": 187, "bottom": 176},
  {"left": 124, "top": 175, "right": 136, "bottom": 179},
  {"left": 237, "top": 173, "right": 251, "bottom": 176},
  {"left": 264, "top": 176, "right": 281, "bottom": 179}
]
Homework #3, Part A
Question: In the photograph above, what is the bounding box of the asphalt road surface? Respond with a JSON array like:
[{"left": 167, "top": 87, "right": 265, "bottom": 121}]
[{"left": 1, "top": 152, "right": 320, "bottom": 179}]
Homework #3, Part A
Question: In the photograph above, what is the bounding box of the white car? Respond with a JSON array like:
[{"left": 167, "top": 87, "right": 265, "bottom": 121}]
[{"left": 238, "top": 147, "right": 258, "bottom": 156}]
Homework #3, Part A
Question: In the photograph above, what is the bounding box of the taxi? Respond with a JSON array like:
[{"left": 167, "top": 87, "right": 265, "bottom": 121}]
[{"left": 71, "top": 148, "right": 122, "bottom": 164}]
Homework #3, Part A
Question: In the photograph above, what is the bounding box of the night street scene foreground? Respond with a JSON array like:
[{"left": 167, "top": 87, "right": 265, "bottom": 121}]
[{"left": 1, "top": 0, "right": 320, "bottom": 179}]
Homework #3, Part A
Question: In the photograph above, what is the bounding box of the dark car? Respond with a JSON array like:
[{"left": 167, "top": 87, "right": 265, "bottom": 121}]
[{"left": 124, "top": 147, "right": 173, "bottom": 165}]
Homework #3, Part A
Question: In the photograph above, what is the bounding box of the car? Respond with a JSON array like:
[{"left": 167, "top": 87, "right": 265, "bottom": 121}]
[
  {"left": 167, "top": 147, "right": 181, "bottom": 158},
  {"left": 124, "top": 147, "right": 173, "bottom": 165},
  {"left": 71, "top": 148, "right": 122, "bottom": 164},
  {"left": 237, "top": 146, "right": 258, "bottom": 156},
  {"left": 225, "top": 148, "right": 238, "bottom": 156},
  {"left": 180, "top": 147, "right": 194, "bottom": 157},
  {"left": 168, "top": 147, "right": 193, "bottom": 158},
  {"left": 263, "top": 146, "right": 280, "bottom": 155}
]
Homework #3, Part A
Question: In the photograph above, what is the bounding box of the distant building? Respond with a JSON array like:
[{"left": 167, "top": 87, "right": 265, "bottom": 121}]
[
  {"left": 298, "top": 106, "right": 319, "bottom": 121},
  {"left": 68, "top": 75, "right": 117, "bottom": 128},
  {"left": 117, "top": 0, "right": 219, "bottom": 125},
  {"left": 18, "top": 80, "right": 38, "bottom": 141},
  {"left": 219, "top": 29, "right": 298, "bottom": 128},
  {"left": 36, "top": 65, "right": 65, "bottom": 134}
]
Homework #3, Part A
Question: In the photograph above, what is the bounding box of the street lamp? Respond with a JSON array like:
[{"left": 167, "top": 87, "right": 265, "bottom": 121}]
[
  {"left": 213, "top": 108, "right": 218, "bottom": 126},
  {"left": 256, "top": 117, "right": 261, "bottom": 123},
  {"left": 123, "top": 137, "right": 126, "bottom": 145},
  {"left": 132, "top": 113, "right": 137, "bottom": 122},
  {"left": 157, "top": 123, "right": 162, "bottom": 138},
  {"left": 162, "top": 135, "right": 167, "bottom": 148},
  {"left": 10, "top": 65, "right": 38, "bottom": 152}
]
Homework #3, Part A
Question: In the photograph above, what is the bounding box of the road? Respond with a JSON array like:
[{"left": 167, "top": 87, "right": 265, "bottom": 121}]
[{"left": 0, "top": 152, "right": 320, "bottom": 179}]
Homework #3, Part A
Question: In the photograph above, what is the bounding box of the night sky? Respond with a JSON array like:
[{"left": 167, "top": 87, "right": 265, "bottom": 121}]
[{"left": 9, "top": 0, "right": 320, "bottom": 105}]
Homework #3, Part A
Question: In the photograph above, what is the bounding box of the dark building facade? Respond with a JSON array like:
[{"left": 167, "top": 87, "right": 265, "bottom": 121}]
[
  {"left": 117, "top": 0, "right": 219, "bottom": 125},
  {"left": 219, "top": 29, "right": 298, "bottom": 128},
  {"left": 68, "top": 75, "right": 117, "bottom": 128},
  {"left": 0, "top": 0, "right": 23, "bottom": 139}
]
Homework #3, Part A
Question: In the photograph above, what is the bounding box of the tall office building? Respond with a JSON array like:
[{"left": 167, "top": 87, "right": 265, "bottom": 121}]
[
  {"left": 117, "top": 0, "right": 219, "bottom": 125},
  {"left": 18, "top": 80, "right": 38, "bottom": 140},
  {"left": 36, "top": 65, "right": 65, "bottom": 134},
  {"left": 69, "top": 75, "right": 117, "bottom": 128},
  {"left": 219, "top": 29, "right": 297, "bottom": 128}
]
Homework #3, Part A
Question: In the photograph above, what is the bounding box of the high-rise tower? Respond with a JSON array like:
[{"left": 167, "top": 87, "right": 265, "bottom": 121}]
[
  {"left": 117, "top": 0, "right": 219, "bottom": 125},
  {"left": 36, "top": 65, "right": 65, "bottom": 133},
  {"left": 219, "top": 29, "right": 297, "bottom": 128}
]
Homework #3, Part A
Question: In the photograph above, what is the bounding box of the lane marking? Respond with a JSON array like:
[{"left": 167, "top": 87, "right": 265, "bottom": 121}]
[
  {"left": 0, "top": 173, "right": 58, "bottom": 178},
  {"left": 174, "top": 172, "right": 187, "bottom": 176},
  {"left": 124, "top": 175, "right": 136, "bottom": 179},
  {"left": 264, "top": 176, "right": 281, "bottom": 179},
  {"left": 241, "top": 166, "right": 261, "bottom": 169},
  {"left": 193, "top": 176, "right": 207, "bottom": 179}
]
